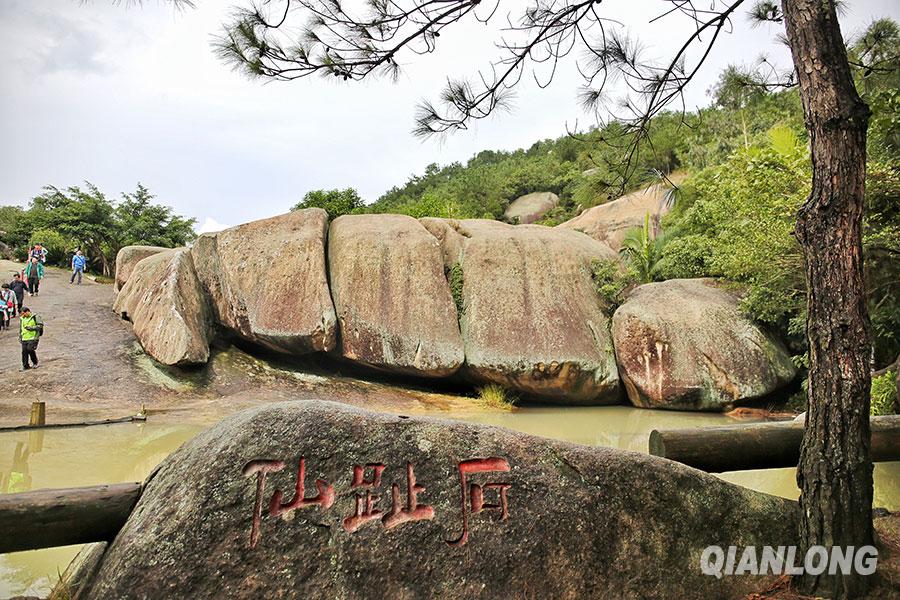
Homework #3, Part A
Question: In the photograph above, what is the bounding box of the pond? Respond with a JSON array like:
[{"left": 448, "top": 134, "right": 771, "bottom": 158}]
[{"left": 1, "top": 403, "right": 898, "bottom": 598}]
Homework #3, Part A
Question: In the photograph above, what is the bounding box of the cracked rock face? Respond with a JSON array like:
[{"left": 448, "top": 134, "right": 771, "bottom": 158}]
[
  {"left": 113, "top": 248, "right": 211, "bottom": 366},
  {"left": 83, "top": 401, "right": 798, "bottom": 600},
  {"left": 612, "top": 278, "right": 797, "bottom": 411},
  {"left": 422, "top": 219, "right": 621, "bottom": 404},
  {"left": 328, "top": 214, "right": 464, "bottom": 377},
  {"left": 191, "top": 209, "right": 337, "bottom": 355}
]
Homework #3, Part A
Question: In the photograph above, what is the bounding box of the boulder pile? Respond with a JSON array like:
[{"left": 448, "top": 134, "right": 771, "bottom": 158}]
[{"left": 115, "top": 206, "right": 796, "bottom": 410}]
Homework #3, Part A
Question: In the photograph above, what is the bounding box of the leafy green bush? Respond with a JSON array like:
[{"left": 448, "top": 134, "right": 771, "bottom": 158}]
[
  {"left": 871, "top": 371, "right": 897, "bottom": 416},
  {"left": 591, "top": 259, "right": 631, "bottom": 313},
  {"left": 660, "top": 125, "right": 808, "bottom": 332}
]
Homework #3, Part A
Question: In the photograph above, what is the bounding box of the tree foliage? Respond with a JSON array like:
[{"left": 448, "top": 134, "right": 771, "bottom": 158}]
[
  {"left": 0, "top": 182, "right": 195, "bottom": 275},
  {"left": 293, "top": 187, "right": 364, "bottom": 219}
]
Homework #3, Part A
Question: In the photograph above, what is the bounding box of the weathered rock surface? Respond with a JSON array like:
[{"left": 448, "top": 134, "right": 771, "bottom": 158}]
[
  {"left": 559, "top": 180, "right": 680, "bottom": 251},
  {"left": 502, "top": 191, "right": 559, "bottom": 224},
  {"left": 114, "top": 245, "right": 168, "bottom": 291},
  {"left": 84, "top": 401, "right": 798, "bottom": 600},
  {"left": 421, "top": 219, "right": 620, "bottom": 404},
  {"left": 191, "top": 209, "right": 336, "bottom": 354},
  {"left": 328, "top": 214, "right": 464, "bottom": 377},
  {"left": 113, "top": 248, "right": 211, "bottom": 366},
  {"left": 612, "top": 278, "right": 798, "bottom": 411}
]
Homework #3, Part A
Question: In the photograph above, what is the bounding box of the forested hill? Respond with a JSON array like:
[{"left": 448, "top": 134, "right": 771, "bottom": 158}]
[{"left": 364, "top": 77, "right": 802, "bottom": 226}]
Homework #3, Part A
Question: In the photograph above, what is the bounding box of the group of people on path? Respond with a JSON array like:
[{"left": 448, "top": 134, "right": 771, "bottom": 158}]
[{"left": 2, "top": 243, "right": 85, "bottom": 371}]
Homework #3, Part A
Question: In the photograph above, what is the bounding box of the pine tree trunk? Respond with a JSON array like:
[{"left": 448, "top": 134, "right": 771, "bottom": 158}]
[{"left": 782, "top": 1, "right": 873, "bottom": 598}]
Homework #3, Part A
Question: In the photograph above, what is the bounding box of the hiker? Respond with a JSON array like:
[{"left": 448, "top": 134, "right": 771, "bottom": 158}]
[
  {"left": 8, "top": 273, "right": 26, "bottom": 314},
  {"left": 70, "top": 249, "right": 87, "bottom": 284},
  {"left": 24, "top": 257, "right": 43, "bottom": 296},
  {"left": 0, "top": 284, "right": 14, "bottom": 331},
  {"left": 29, "top": 244, "right": 47, "bottom": 264},
  {"left": 18, "top": 306, "right": 42, "bottom": 371}
]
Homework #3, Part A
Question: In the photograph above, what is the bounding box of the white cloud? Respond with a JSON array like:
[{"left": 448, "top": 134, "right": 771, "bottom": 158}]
[{"left": 196, "top": 217, "right": 227, "bottom": 234}]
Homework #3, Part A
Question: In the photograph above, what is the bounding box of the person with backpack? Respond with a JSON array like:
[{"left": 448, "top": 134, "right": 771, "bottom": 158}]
[
  {"left": 29, "top": 244, "right": 47, "bottom": 264},
  {"left": 18, "top": 306, "right": 43, "bottom": 370},
  {"left": 70, "top": 249, "right": 87, "bottom": 285},
  {"left": 24, "top": 257, "right": 44, "bottom": 296},
  {"left": 0, "top": 284, "right": 15, "bottom": 331}
]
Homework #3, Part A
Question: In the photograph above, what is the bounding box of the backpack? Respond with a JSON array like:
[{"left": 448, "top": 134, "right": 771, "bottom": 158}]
[{"left": 34, "top": 316, "right": 44, "bottom": 337}]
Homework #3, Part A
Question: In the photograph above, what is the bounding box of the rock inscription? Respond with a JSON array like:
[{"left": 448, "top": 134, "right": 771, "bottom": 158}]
[{"left": 243, "top": 456, "right": 512, "bottom": 548}]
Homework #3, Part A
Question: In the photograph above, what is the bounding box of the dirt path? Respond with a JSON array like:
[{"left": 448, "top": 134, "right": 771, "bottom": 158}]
[{"left": 0, "top": 260, "right": 477, "bottom": 428}]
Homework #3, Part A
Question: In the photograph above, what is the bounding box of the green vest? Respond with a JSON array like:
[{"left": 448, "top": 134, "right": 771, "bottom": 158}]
[{"left": 20, "top": 315, "right": 39, "bottom": 341}]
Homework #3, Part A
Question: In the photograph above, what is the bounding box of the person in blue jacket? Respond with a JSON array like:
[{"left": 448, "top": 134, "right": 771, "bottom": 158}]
[{"left": 70, "top": 249, "right": 87, "bottom": 285}]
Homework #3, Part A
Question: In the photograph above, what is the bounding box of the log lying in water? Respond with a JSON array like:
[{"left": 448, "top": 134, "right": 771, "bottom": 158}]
[
  {"left": 0, "top": 483, "right": 141, "bottom": 553},
  {"left": 649, "top": 415, "right": 900, "bottom": 472},
  {"left": 0, "top": 414, "right": 146, "bottom": 432}
]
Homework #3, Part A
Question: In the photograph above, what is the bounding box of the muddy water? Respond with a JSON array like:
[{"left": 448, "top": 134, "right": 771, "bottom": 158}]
[{"left": 1, "top": 405, "right": 898, "bottom": 598}]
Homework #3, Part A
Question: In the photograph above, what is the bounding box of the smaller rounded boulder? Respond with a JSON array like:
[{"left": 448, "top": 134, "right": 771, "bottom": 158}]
[{"left": 612, "top": 278, "right": 797, "bottom": 411}]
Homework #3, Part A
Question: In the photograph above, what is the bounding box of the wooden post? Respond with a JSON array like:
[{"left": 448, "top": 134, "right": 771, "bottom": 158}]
[
  {"left": 649, "top": 415, "right": 900, "bottom": 472},
  {"left": 29, "top": 401, "right": 46, "bottom": 426},
  {"left": 0, "top": 483, "right": 142, "bottom": 553}
]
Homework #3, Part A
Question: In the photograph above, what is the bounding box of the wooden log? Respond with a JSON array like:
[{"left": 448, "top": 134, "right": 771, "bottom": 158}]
[
  {"left": 649, "top": 414, "right": 900, "bottom": 472},
  {"left": 0, "top": 483, "right": 142, "bottom": 553},
  {"left": 29, "top": 401, "right": 46, "bottom": 426},
  {"left": 0, "top": 414, "right": 147, "bottom": 433}
]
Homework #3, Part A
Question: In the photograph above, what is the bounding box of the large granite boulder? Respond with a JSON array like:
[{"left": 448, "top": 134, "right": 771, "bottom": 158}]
[
  {"left": 420, "top": 219, "right": 620, "bottom": 404},
  {"left": 328, "top": 214, "right": 464, "bottom": 377},
  {"left": 84, "top": 401, "right": 798, "bottom": 600},
  {"left": 113, "top": 248, "right": 211, "bottom": 366},
  {"left": 114, "top": 245, "right": 168, "bottom": 291},
  {"left": 503, "top": 191, "right": 559, "bottom": 224},
  {"left": 191, "top": 209, "right": 337, "bottom": 354},
  {"left": 559, "top": 180, "right": 680, "bottom": 251},
  {"left": 612, "top": 279, "right": 798, "bottom": 411}
]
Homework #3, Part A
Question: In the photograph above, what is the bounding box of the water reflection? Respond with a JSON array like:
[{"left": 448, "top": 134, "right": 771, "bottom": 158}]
[{"left": 1, "top": 406, "right": 897, "bottom": 598}]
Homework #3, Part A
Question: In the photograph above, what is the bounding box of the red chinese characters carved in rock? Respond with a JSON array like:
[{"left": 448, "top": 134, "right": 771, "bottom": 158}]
[
  {"left": 243, "top": 456, "right": 509, "bottom": 548},
  {"left": 382, "top": 462, "right": 435, "bottom": 530},
  {"left": 243, "top": 456, "right": 334, "bottom": 549},
  {"left": 446, "top": 457, "right": 511, "bottom": 547},
  {"left": 342, "top": 463, "right": 386, "bottom": 532}
]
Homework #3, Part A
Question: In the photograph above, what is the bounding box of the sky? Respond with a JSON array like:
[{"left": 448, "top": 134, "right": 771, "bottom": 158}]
[{"left": 1, "top": 0, "right": 896, "bottom": 233}]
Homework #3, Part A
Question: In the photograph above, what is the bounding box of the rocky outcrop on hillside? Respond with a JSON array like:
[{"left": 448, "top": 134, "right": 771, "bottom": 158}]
[
  {"left": 559, "top": 180, "right": 680, "bottom": 251},
  {"left": 612, "top": 279, "right": 798, "bottom": 410},
  {"left": 114, "top": 245, "right": 168, "bottom": 291},
  {"left": 422, "top": 218, "right": 621, "bottom": 404},
  {"left": 83, "top": 401, "right": 798, "bottom": 599},
  {"left": 191, "top": 209, "right": 337, "bottom": 355},
  {"left": 328, "top": 214, "right": 464, "bottom": 377},
  {"left": 113, "top": 248, "right": 211, "bottom": 366},
  {"left": 503, "top": 191, "right": 559, "bottom": 224}
]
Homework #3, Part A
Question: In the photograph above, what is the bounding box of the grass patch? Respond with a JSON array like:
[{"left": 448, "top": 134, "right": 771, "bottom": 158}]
[
  {"left": 872, "top": 370, "right": 897, "bottom": 416},
  {"left": 477, "top": 384, "right": 517, "bottom": 411},
  {"left": 90, "top": 274, "right": 115, "bottom": 284}
]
